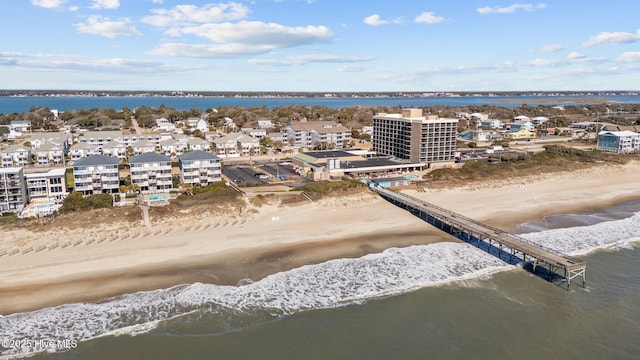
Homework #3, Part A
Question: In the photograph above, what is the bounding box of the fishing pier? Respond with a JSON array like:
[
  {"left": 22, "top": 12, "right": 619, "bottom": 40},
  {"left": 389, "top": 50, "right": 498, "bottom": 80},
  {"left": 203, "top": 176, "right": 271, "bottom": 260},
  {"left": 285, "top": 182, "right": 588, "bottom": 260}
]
[{"left": 374, "top": 188, "right": 586, "bottom": 289}]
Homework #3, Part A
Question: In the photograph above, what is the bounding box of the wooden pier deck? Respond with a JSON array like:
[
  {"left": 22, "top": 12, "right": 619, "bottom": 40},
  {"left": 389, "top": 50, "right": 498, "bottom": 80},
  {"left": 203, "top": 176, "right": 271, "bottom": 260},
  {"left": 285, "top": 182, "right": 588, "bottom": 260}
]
[{"left": 374, "top": 188, "right": 586, "bottom": 288}]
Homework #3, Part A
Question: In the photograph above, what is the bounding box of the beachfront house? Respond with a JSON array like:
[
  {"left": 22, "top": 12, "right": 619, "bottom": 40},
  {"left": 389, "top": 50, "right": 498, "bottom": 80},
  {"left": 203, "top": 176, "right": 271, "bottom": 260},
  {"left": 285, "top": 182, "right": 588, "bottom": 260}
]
[
  {"left": 68, "top": 142, "right": 97, "bottom": 163},
  {"left": 178, "top": 150, "right": 222, "bottom": 186},
  {"left": 597, "top": 130, "right": 640, "bottom": 153},
  {"left": 1, "top": 144, "right": 31, "bottom": 168},
  {"left": 480, "top": 119, "right": 505, "bottom": 129},
  {"left": 25, "top": 168, "right": 68, "bottom": 203},
  {"left": 29, "top": 132, "right": 72, "bottom": 151},
  {"left": 186, "top": 137, "right": 211, "bottom": 152},
  {"left": 130, "top": 140, "right": 157, "bottom": 156},
  {"left": 78, "top": 130, "right": 123, "bottom": 149},
  {"left": 242, "top": 128, "right": 267, "bottom": 138},
  {"left": 532, "top": 116, "right": 550, "bottom": 126},
  {"left": 72, "top": 154, "right": 120, "bottom": 195},
  {"left": 34, "top": 142, "right": 65, "bottom": 166},
  {"left": 283, "top": 121, "right": 352, "bottom": 149},
  {"left": 213, "top": 132, "right": 259, "bottom": 157},
  {"left": 128, "top": 152, "right": 173, "bottom": 194},
  {"left": 512, "top": 115, "right": 531, "bottom": 122},
  {"left": 159, "top": 139, "right": 185, "bottom": 158},
  {"left": 155, "top": 118, "right": 175, "bottom": 132},
  {"left": 257, "top": 120, "right": 274, "bottom": 129},
  {"left": 0, "top": 167, "right": 27, "bottom": 213},
  {"left": 509, "top": 119, "right": 535, "bottom": 132},
  {"left": 458, "top": 129, "right": 502, "bottom": 142},
  {"left": 503, "top": 130, "right": 537, "bottom": 140},
  {"left": 101, "top": 141, "right": 127, "bottom": 160},
  {"left": 121, "top": 134, "right": 162, "bottom": 147},
  {"left": 10, "top": 120, "right": 31, "bottom": 133}
]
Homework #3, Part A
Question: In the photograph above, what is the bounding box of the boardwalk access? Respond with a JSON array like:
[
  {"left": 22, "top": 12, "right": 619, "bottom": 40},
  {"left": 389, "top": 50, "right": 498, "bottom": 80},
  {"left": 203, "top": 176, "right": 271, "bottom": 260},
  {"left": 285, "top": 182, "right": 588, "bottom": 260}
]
[{"left": 374, "top": 188, "right": 587, "bottom": 289}]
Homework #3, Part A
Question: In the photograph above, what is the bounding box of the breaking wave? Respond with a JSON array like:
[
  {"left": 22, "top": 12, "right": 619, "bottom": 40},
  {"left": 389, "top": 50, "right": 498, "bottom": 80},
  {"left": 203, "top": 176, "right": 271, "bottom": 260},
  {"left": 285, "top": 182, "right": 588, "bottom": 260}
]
[
  {"left": 2, "top": 211, "right": 639, "bottom": 358},
  {"left": 0, "top": 243, "right": 509, "bottom": 358},
  {"left": 520, "top": 212, "right": 640, "bottom": 256}
]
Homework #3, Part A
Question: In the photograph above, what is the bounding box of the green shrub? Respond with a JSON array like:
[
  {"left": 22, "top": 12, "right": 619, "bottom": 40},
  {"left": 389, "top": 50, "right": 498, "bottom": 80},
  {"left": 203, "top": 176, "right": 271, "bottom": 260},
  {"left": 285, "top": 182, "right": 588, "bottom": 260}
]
[
  {"left": 296, "top": 179, "right": 366, "bottom": 198},
  {"left": 61, "top": 192, "right": 113, "bottom": 212}
]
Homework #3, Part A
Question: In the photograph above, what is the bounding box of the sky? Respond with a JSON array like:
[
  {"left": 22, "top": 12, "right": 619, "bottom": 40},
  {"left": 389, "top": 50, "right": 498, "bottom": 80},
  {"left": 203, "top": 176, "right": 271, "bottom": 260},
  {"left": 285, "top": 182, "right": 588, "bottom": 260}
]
[{"left": 1, "top": 0, "right": 639, "bottom": 92}]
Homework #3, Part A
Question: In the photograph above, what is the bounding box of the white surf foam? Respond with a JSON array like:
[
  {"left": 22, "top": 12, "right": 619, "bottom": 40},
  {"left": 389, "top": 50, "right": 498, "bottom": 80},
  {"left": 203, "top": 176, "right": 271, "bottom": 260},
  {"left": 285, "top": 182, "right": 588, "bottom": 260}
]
[
  {"left": 5, "top": 209, "right": 639, "bottom": 358},
  {"left": 519, "top": 212, "right": 640, "bottom": 256},
  {"left": 0, "top": 242, "right": 510, "bottom": 358}
]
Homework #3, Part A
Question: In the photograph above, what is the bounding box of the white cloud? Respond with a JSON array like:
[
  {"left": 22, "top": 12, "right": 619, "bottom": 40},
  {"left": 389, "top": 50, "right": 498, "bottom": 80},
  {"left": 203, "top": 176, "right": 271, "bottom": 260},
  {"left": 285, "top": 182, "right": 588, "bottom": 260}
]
[
  {"left": 90, "top": 0, "right": 120, "bottom": 10},
  {"left": 363, "top": 14, "right": 403, "bottom": 26},
  {"left": 148, "top": 43, "right": 274, "bottom": 58},
  {"left": 75, "top": 16, "right": 142, "bottom": 39},
  {"left": 414, "top": 12, "right": 445, "bottom": 24},
  {"left": 618, "top": 51, "right": 640, "bottom": 63},
  {"left": 567, "top": 51, "right": 585, "bottom": 59},
  {"left": 68, "top": 5, "right": 79, "bottom": 11},
  {"left": 477, "top": 3, "right": 547, "bottom": 14},
  {"left": 31, "top": 0, "right": 67, "bottom": 9},
  {"left": 364, "top": 14, "right": 387, "bottom": 26},
  {"left": 141, "top": 3, "right": 249, "bottom": 27},
  {"left": 249, "top": 54, "right": 376, "bottom": 66},
  {"left": 529, "top": 58, "right": 552, "bottom": 66},
  {"left": 529, "top": 54, "right": 606, "bottom": 67},
  {"left": 0, "top": 51, "right": 183, "bottom": 74},
  {"left": 165, "top": 21, "right": 332, "bottom": 48},
  {"left": 582, "top": 30, "right": 640, "bottom": 47},
  {"left": 539, "top": 43, "right": 563, "bottom": 52},
  {"left": 337, "top": 65, "right": 368, "bottom": 72}
]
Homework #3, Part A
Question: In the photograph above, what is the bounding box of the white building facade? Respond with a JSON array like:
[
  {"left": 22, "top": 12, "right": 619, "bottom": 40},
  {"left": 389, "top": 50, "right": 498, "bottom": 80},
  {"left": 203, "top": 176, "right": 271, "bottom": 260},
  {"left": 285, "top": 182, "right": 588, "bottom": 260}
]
[
  {"left": 25, "top": 168, "right": 68, "bottom": 203},
  {"left": 597, "top": 130, "right": 640, "bottom": 153},
  {"left": 178, "top": 150, "right": 222, "bottom": 186},
  {"left": 373, "top": 109, "right": 458, "bottom": 164},
  {"left": 72, "top": 155, "right": 120, "bottom": 195},
  {"left": 129, "top": 152, "right": 173, "bottom": 193},
  {"left": 0, "top": 167, "right": 27, "bottom": 213}
]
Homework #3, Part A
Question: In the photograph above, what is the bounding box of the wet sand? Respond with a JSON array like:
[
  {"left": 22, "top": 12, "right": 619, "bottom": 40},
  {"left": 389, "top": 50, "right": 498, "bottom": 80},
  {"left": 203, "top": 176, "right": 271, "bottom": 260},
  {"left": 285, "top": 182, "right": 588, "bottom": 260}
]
[{"left": 1, "top": 160, "right": 640, "bottom": 315}]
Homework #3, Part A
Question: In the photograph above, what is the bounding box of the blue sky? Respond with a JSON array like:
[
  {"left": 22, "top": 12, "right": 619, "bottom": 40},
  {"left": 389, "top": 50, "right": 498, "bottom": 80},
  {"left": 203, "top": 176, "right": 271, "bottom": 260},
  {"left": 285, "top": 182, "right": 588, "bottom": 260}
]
[{"left": 1, "top": 0, "right": 639, "bottom": 92}]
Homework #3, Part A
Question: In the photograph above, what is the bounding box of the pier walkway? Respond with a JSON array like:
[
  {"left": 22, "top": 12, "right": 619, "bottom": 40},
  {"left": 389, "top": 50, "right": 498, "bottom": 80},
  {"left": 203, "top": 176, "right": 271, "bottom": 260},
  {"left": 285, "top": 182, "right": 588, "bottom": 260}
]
[{"left": 374, "top": 188, "right": 586, "bottom": 289}]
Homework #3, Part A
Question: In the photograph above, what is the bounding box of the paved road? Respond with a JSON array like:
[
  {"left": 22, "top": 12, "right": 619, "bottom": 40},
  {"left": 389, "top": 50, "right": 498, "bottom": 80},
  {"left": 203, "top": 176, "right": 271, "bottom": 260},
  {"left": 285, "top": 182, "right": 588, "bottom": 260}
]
[{"left": 130, "top": 116, "right": 142, "bottom": 135}]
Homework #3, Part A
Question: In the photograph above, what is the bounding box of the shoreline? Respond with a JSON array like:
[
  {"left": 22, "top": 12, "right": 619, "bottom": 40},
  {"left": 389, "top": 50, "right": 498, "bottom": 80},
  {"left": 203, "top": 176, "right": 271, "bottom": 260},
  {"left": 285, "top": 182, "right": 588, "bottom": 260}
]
[{"left": 1, "top": 161, "right": 640, "bottom": 315}]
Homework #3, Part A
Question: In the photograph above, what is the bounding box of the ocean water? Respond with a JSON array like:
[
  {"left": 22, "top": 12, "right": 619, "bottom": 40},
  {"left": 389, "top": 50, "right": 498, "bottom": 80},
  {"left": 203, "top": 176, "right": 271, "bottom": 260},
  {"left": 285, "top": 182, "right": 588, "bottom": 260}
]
[{"left": 1, "top": 200, "right": 640, "bottom": 360}]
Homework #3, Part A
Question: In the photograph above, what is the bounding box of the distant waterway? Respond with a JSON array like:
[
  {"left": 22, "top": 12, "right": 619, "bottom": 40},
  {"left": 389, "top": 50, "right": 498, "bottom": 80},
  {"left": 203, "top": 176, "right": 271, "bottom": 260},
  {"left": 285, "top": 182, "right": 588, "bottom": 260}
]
[{"left": 1, "top": 94, "right": 640, "bottom": 114}]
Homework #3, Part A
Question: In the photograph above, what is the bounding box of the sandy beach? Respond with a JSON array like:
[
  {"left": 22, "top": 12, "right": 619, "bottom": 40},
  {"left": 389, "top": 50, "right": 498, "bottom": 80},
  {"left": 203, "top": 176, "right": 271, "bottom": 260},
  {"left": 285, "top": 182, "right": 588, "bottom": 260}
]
[{"left": 1, "top": 160, "right": 640, "bottom": 315}]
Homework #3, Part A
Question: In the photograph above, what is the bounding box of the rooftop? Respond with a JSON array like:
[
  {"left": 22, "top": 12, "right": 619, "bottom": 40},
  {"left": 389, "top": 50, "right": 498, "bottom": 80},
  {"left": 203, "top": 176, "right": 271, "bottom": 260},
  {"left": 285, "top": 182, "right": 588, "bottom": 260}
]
[
  {"left": 0, "top": 167, "right": 23, "bottom": 175},
  {"left": 302, "top": 150, "right": 355, "bottom": 159},
  {"left": 73, "top": 154, "right": 120, "bottom": 166},
  {"left": 129, "top": 152, "right": 172, "bottom": 164},
  {"left": 25, "top": 168, "right": 66, "bottom": 178},
  {"left": 340, "top": 157, "right": 414, "bottom": 169},
  {"left": 178, "top": 150, "right": 220, "bottom": 161}
]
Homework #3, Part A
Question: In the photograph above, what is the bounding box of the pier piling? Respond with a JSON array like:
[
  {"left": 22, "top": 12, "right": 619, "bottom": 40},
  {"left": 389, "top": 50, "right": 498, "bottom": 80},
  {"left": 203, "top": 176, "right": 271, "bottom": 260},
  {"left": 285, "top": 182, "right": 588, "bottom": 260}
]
[{"left": 374, "top": 188, "right": 587, "bottom": 289}]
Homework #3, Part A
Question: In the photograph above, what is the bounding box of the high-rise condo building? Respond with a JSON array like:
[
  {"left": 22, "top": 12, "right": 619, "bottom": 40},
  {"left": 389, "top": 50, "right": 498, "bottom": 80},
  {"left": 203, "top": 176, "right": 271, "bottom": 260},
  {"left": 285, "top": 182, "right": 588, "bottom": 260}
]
[{"left": 373, "top": 109, "right": 458, "bottom": 164}]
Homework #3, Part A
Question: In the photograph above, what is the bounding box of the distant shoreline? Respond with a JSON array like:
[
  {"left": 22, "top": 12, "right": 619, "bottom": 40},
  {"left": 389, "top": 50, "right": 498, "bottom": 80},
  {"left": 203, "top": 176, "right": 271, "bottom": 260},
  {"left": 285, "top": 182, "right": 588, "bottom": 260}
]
[
  {"left": 2, "top": 93, "right": 639, "bottom": 113},
  {"left": 493, "top": 97, "right": 612, "bottom": 104},
  {"left": 1, "top": 90, "right": 638, "bottom": 97}
]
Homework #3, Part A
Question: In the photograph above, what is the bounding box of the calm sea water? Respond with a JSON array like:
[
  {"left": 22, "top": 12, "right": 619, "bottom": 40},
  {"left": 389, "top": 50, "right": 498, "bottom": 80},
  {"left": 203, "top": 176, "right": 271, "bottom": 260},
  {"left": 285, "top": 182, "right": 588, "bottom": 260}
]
[
  {"left": 2, "top": 200, "right": 639, "bottom": 360},
  {"left": 1, "top": 94, "right": 640, "bottom": 114}
]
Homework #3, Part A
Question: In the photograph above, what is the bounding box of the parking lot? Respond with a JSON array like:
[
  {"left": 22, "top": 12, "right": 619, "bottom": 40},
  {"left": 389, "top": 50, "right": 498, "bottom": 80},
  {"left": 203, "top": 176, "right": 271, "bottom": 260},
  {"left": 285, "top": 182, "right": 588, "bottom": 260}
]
[{"left": 222, "top": 161, "right": 309, "bottom": 188}]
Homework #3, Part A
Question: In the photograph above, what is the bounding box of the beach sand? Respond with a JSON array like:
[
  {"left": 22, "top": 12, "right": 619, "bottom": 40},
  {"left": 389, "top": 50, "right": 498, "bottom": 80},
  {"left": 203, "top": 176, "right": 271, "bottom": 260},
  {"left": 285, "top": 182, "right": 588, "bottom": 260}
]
[{"left": 1, "top": 160, "right": 640, "bottom": 314}]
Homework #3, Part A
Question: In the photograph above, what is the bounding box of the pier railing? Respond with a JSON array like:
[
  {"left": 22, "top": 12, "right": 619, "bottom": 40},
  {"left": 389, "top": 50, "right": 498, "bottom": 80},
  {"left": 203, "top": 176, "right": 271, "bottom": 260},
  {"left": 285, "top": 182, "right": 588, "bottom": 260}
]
[{"left": 374, "top": 187, "right": 586, "bottom": 288}]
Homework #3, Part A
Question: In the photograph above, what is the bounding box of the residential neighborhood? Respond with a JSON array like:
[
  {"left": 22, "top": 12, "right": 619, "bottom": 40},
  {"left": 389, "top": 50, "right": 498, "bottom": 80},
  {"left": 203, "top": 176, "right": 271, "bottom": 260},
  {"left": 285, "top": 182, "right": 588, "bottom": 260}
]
[{"left": 1, "top": 104, "right": 639, "bottom": 219}]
